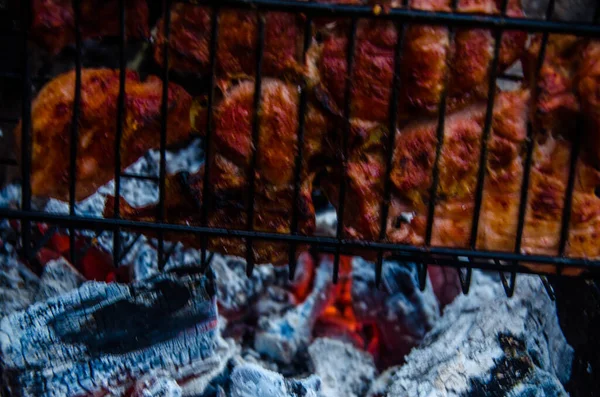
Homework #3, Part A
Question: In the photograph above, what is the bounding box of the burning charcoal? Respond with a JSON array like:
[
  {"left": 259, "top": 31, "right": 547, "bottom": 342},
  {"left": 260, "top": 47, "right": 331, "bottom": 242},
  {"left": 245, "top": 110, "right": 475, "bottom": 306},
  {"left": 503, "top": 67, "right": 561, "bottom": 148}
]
[
  {"left": 254, "top": 257, "right": 336, "bottom": 364},
  {"left": 211, "top": 255, "right": 277, "bottom": 317},
  {"left": 273, "top": 252, "right": 315, "bottom": 301},
  {"left": 128, "top": 371, "right": 182, "bottom": 397},
  {"left": 0, "top": 255, "right": 39, "bottom": 318},
  {"left": 0, "top": 271, "right": 225, "bottom": 397},
  {"left": 34, "top": 257, "right": 85, "bottom": 302},
  {"left": 255, "top": 286, "right": 298, "bottom": 319},
  {"left": 368, "top": 272, "right": 573, "bottom": 397},
  {"left": 351, "top": 258, "right": 440, "bottom": 366},
  {"left": 230, "top": 363, "right": 324, "bottom": 397},
  {"left": 308, "top": 338, "right": 377, "bottom": 397}
]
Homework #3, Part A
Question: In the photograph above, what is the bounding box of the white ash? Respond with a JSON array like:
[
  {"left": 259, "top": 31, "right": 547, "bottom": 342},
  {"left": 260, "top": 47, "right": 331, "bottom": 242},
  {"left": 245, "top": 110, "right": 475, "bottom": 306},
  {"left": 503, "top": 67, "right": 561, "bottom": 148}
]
[
  {"left": 351, "top": 258, "right": 439, "bottom": 365},
  {"left": 42, "top": 138, "right": 203, "bottom": 217},
  {"left": 314, "top": 208, "right": 337, "bottom": 237},
  {"left": 230, "top": 363, "right": 324, "bottom": 397},
  {"left": 34, "top": 257, "right": 85, "bottom": 302},
  {"left": 126, "top": 371, "right": 182, "bottom": 397},
  {"left": 207, "top": 255, "right": 277, "bottom": 316},
  {"left": 177, "top": 336, "right": 239, "bottom": 397},
  {"left": 365, "top": 366, "right": 402, "bottom": 397},
  {"left": 0, "top": 271, "right": 223, "bottom": 397},
  {"left": 368, "top": 271, "right": 573, "bottom": 397},
  {"left": 254, "top": 256, "right": 336, "bottom": 364},
  {"left": 0, "top": 139, "right": 204, "bottom": 280},
  {"left": 255, "top": 286, "right": 298, "bottom": 320},
  {"left": 0, "top": 254, "right": 39, "bottom": 318},
  {"left": 239, "top": 348, "right": 282, "bottom": 374},
  {"left": 308, "top": 338, "right": 377, "bottom": 397},
  {"left": 0, "top": 183, "right": 21, "bottom": 209}
]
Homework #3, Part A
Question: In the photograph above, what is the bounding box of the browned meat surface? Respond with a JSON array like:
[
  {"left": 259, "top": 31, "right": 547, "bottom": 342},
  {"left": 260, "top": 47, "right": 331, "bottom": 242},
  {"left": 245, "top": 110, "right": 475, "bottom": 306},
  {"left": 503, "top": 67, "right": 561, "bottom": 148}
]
[
  {"left": 322, "top": 90, "right": 531, "bottom": 253},
  {"left": 31, "top": 0, "right": 149, "bottom": 55},
  {"left": 309, "top": 0, "right": 526, "bottom": 122},
  {"left": 105, "top": 79, "right": 332, "bottom": 265},
  {"left": 521, "top": 36, "right": 600, "bottom": 259},
  {"left": 15, "top": 68, "right": 193, "bottom": 202},
  {"left": 154, "top": 4, "right": 304, "bottom": 86}
]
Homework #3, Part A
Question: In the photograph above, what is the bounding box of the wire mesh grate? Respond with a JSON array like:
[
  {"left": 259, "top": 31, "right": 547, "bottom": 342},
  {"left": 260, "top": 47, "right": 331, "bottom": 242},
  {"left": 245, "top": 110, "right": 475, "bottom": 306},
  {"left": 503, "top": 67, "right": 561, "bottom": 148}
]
[{"left": 1, "top": 0, "right": 600, "bottom": 298}]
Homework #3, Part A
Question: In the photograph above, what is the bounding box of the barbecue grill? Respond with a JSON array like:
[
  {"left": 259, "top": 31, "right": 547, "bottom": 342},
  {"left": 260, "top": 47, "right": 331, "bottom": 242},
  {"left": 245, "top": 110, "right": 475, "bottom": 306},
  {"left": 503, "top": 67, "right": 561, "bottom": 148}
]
[{"left": 1, "top": 0, "right": 600, "bottom": 396}]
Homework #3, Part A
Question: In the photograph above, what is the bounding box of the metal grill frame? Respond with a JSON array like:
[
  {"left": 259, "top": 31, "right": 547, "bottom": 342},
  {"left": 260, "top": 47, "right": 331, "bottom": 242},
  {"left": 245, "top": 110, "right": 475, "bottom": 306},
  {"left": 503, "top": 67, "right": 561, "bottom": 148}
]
[{"left": 2, "top": 0, "right": 600, "bottom": 297}]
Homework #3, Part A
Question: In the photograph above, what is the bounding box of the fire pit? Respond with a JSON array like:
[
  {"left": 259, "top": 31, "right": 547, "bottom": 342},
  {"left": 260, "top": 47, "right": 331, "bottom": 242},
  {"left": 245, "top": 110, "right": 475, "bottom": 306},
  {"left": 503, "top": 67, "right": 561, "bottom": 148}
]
[{"left": 1, "top": 0, "right": 600, "bottom": 396}]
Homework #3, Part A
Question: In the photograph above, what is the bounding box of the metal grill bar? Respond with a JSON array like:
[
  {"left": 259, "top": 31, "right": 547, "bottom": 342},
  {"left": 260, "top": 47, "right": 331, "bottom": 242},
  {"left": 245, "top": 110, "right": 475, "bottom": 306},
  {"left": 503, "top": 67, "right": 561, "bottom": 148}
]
[
  {"left": 181, "top": 0, "right": 600, "bottom": 36},
  {"left": 500, "top": 265, "right": 517, "bottom": 297},
  {"left": 112, "top": 0, "right": 127, "bottom": 268},
  {"left": 68, "top": 0, "right": 83, "bottom": 264},
  {"left": 375, "top": 16, "right": 405, "bottom": 287},
  {"left": 288, "top": 11, "right": 314, "bottom": 281},
  {"left": 0, "top": 116, "right": 20, "bottom": 124},
  {"left": 463, "top": 0, "right": 511, "bottom": 294},
  {"left": 119, "top": 173, "right": 160, "bottom": 182},
  {"left": 19, "top": 0, "right": 32, "bottom": 257},
  {"left": 333, "top": 17, "right": 358, "bottom": 284},
  {"left": 0, "top": 158, "right": 18, "bottom": 166},
  {"left": 557, "top": 121, "right": 582, "bottom": 260},
  {"left": 425, "top": 1, "right": 457, "bottom": 247},
  {"left": 199, "top": 6, "right": 220, "bottom": 272},
  {"left": 422, "top": 0, "right": 460, "bottom": 291},
  {"left": 557, "top": 9, "right": 600, "bottom": 261},
  {"left": 5, "top": 208, "right": 599, "bottom": 271},
  {"left": 157, "top": 0, "right": 172, "bottom": 271},
  {"left": 245, "top": 15, "right": 266, "bottom": 277},
  {"left": 512, "top": 0, "right": 556, "bottom": 293}
]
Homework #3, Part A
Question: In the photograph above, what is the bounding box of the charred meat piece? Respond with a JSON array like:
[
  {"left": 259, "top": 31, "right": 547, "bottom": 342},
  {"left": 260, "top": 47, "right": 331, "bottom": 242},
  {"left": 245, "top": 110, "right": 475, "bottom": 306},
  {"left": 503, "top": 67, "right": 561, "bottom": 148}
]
[
  {"left": 322, "top": 90, "right": 530, "bottom": 251},
  {"left": 31, "top": 0, "right": 149, "bottom": 55},
  {"left": 310, "top": 0, "right": 526, "bottom": 122},
  {"left": 105, "top": 79, "right": 332, "bottom": 265},
  {"left": 521, "top": 36, "right": 600, "bottom": 259},
  {"left": 523, "top": 34, "right": 584, "bottom": 138},
  {"left": 154, "top": 4, "right": 304, "bottom": 85},
  {"left": 15, "top": 68, "right": 193, "bottom": 201}
]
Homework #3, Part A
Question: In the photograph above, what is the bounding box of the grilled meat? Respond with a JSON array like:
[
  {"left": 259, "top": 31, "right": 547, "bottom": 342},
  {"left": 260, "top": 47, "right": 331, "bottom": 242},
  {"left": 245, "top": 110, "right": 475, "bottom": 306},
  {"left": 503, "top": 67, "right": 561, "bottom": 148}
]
[
  {"left": 309, "top": 0, "right": 526, "bottom": 122},
  {"left": 154, "top": 4, "right": 304, "bottom": 86},
  {"left": 105, "top": 79, "right": 332, "bottom": 265},
  {"left": 31, "top": 0, "right": 149, "bottom": 55},
  {"left": 521, "top": 36, "right": 600, "bottom": 259},
  {"left": 322, "top": 90, "right": 531, "bottom": 251},
  {"left": 15, "top": 68, "right": 193, "bottom": 202}
]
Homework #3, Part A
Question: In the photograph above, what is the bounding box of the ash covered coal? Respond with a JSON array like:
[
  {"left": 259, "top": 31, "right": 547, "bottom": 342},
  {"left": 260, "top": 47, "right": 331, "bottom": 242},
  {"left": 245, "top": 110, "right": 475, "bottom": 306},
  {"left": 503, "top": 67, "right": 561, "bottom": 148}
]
[
  {"left": 254, "top": 256, "right": 336, "bottom": 364},
  {"left": 351, "top": 258, "right": 440, "bottom": 366},
  {"left": 308, "top": 338, "right": 377, "bottom": 397},
  {"left": 230, "top": 363, "right": 324, "bottom": 397},
  {"left": 0, "top": 254, "right": 39, "bottom": 318},
  {"left": 0, "top": 270, "right": 232, "bottom": 397},
  {"left": 367, "top": 271, "right": 573, "bottom": 397},
  {"left": 34, "top": 257, "right": 85, "bottom": 301},
  {"left": 209, "top": 255, "right": 277, "bottom": 317},
  {"left": 128, "top": 371, "right": 183, "bottom": 397}
]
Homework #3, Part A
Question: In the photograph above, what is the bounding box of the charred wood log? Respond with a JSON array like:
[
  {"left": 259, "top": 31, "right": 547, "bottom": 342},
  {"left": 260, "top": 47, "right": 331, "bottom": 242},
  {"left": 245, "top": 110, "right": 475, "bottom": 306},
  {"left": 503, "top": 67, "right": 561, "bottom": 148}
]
[{"left": 0, "top": 271, "right": 225, "bottom": 397}]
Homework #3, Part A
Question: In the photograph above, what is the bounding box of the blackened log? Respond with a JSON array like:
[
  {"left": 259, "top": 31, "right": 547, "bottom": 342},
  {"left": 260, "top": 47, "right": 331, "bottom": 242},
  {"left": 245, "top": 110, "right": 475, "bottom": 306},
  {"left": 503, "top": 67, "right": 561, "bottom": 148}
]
[{"left": 0, "top": 272, "right": 221, "bottom": 396}]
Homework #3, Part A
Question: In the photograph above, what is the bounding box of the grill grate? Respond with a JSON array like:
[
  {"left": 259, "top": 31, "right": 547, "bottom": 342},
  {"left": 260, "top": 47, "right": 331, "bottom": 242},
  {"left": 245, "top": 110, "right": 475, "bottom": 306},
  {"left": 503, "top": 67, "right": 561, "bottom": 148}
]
[{"left": 1, "top": 0, "right": 600, "bottom": 297}]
